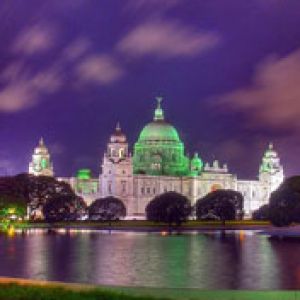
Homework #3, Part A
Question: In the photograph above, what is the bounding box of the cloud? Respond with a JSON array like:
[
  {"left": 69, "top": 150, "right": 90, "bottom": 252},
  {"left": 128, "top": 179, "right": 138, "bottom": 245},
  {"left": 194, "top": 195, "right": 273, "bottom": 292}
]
[
  {"left": 76, "top": 55, "right": 124, "bottom": 85},
  {"left": 117, "top": 20, "right": 220, "bottom": 59},
  {"left": 13, "top": 24, "right": 56, "bottom": 55},
  {"left": 62, "top": 38, "right": 91, "bottom": 61},
  {"left": 0, "top": 62, "right": 61, "bottom": 112},
  {"left": 0, "top": 35, "right": 123, "bottom": 112},
  {"left": 217, "top": 50, "right": 300, "bottom": 130}
]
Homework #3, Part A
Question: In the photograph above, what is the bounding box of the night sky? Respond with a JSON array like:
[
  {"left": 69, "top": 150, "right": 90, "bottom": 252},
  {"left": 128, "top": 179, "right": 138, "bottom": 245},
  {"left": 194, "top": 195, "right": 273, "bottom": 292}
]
[{"left": 1, "top": 0, "right": 300, "bottom": 179}]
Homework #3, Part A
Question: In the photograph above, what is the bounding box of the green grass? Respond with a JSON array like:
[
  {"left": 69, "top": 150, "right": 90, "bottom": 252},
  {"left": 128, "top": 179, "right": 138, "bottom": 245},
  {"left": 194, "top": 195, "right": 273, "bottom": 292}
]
[
  {"left": 33, "top": 219, "right": 271, "bottom": 228},
  {"left": 0, "top": 283, "right": 299, "bottom": 300},
  {"left": 0, "top": 283, "right": 167, "bottom": 300},
  {"left": 0, "top": 219, "right": 271, "bottom": 232}
]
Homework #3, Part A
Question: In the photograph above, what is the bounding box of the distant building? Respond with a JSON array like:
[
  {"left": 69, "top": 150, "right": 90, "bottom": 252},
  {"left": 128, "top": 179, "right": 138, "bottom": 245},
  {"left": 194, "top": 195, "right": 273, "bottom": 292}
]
[{"left": 29, "top": 98, "right": 284, "bottom": 217}]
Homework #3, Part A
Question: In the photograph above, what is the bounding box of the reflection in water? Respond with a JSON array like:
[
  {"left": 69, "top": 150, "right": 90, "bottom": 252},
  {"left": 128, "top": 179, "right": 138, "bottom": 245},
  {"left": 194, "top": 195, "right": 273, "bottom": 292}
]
[
  {"left": 269, "top": 238, "right": 300, "bottom": 289},
  {"left": 0, "top": 230, "right": 300, "bottom": 289}
]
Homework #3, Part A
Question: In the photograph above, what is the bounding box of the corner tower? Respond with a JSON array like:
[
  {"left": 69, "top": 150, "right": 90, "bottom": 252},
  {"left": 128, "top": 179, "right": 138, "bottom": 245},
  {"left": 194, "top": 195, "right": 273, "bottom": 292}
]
[
  {"left": 100, "top": 124, "right": 134, "bottom": 211},
  {"left": 133, "top": 97, "right": 190, "bottom": 176},
  {"left": 259, "top": 143, "right": 284, "bottom": 192},
  {"left": 29, "top": 138, "right": 54, "bottom": 176}
]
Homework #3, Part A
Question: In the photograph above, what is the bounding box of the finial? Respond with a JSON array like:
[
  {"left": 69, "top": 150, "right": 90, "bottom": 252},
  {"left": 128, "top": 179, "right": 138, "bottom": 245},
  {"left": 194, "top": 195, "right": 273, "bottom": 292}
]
[
  {"left": 39, "top": 137, "right": 44, "bottom": 146},
  {"left": 156, "top": 96, "right": 163, "bottom": 108},
  {"left": 269, "top": 142, "right": 273, "bottom": 150},
  {"left": 116, "top": 122, "right": 121, "bottom": 131},
  {"left": 154, "top": 96, "right": 164, "bottom": 121}
]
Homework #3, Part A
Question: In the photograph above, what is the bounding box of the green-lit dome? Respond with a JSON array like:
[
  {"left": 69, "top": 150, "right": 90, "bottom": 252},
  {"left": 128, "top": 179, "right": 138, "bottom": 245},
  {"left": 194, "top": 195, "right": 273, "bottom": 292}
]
[
  {"left": 138, "top": 120, "right": 180, "bottom": 142},
  {"left": 190, "top": 153, "right": 203, "bottom": 176},
  {"left": 133, "top": 97, "right": 190, "bottom": 177}
]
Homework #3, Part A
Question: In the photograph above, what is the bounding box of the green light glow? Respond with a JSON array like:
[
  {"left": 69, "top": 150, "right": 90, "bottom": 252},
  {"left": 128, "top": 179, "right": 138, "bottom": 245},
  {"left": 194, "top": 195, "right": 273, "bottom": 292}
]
[
  {"left": 77, "top": 169, "right": 91, "bottom": 180},
  {"left": 191, "top": 153, "right": 203, "bottom": 176},
  {"left": 138, "top": 121, "right": 180, "bottom": 142},
  {"left": 133, "top": 99, "right": 192, "bottom": 177},
  {"left": 41, "top": 158, "right": 48, "bottom": 169}
]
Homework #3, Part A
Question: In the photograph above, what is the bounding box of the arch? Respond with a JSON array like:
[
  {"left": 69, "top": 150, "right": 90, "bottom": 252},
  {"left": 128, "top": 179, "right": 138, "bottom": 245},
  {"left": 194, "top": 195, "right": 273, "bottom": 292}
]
[{"left": 119, "top": 148, "right": 124, "bottom": 158}]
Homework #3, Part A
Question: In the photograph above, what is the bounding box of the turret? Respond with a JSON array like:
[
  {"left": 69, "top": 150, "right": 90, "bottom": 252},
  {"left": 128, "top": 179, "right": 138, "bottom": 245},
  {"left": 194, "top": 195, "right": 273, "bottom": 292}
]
[
  {"left": 106, "top": 123, "right": 129, "bottom": 162},
  {"left": 259, "top": 143, "right": 284, "bottom": 191},
  {"left": 190, "top": 152, "right": 203, "bottom": 176},
  {"left": 28, "top": 137, "right": 54, "bottom": 176},
  {"left": 101, "top": 123, "right": 133, "bottom": 201}
]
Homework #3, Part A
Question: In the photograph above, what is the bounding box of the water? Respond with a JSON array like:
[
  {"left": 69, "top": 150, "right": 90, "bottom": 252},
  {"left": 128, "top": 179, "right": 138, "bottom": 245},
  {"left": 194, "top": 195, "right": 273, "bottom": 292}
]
[{"left": 0, "top": 229, "right": 300, "bottom": 289}]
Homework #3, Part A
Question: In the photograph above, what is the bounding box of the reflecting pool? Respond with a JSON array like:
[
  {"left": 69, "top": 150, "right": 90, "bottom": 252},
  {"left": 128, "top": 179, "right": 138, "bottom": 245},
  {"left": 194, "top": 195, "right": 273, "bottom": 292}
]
[{"left": 0, "top": 229, "right": 299, "bottom": 289}]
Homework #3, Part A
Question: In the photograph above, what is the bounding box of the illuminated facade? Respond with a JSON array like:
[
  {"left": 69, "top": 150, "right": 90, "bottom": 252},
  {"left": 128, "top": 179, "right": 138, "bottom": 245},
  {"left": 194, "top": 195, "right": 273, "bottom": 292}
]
[{"left": 29, "top": 98, "right": 284, "bottom": 217}]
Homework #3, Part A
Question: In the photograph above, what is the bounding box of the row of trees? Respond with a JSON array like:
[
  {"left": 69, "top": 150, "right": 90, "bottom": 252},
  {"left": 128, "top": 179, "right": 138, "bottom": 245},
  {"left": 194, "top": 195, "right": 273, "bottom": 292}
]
[
  {"left": 0, "top": 173, "right": 244, "bottom": 224},
  {"left": 44, "top": 190, "right": 244, "bottom": 225},
  {"left": 42, "top": 196, "right": 127, "bottom": 223},
  {"left": 0, "top": 173, "right": 84, "bottom": 221},
  {"left": 0, "top": 173, "right": 127, "bottom": 222},
  {"left": 2, "top": 172, "right": 300, "bottom": 227},
  {"left": 146, "top": 190, "right": 243, "bottom": 226}
]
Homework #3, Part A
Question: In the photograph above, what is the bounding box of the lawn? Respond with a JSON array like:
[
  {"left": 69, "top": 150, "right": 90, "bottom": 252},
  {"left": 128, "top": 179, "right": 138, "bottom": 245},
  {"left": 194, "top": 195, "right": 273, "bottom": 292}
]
[
  {"left": 26, "top": 219, "right": 270, "bottom": 228},
  {"left": 0, "top": 282, "right": 298, "bottom": 300},
  {"left": 0, "top": 219, "right": 271, "bottom": 233},
  {"left": 0, "top": 283, "right": 162, "bottom": 300}
]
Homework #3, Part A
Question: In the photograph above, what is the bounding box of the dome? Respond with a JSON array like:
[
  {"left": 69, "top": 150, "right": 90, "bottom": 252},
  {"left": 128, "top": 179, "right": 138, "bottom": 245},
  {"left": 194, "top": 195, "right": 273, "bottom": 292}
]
[
  {"left": 138, "top": 121, "right": 180, "bottom": 142},
  {"left": 133, "top": 97, "right": 190, "bottom": 177},
  {"left": 191, "top": 153, "right": 203, "bottom": 168},
  {"left": 190, "top": 152, "right": 203, "bottom": 176},
  {"left": 138, "top": 97, "right": 180, "bottom": 143}
]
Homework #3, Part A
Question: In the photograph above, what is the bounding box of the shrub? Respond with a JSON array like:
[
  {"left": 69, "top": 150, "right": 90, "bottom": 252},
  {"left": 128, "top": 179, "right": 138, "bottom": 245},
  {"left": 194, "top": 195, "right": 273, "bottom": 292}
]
[
  {"left": 88, "top": 197, "right": 126, "bottom": 221},
  {"left": 146, "top": 192, "right": 191, "bottom": 226}
]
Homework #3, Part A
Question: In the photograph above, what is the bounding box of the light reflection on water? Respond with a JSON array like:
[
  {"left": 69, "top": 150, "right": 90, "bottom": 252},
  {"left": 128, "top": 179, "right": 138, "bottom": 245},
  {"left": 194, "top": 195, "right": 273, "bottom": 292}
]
[{"left": 0, "top": 229, "right": 299, "bottom": 289}]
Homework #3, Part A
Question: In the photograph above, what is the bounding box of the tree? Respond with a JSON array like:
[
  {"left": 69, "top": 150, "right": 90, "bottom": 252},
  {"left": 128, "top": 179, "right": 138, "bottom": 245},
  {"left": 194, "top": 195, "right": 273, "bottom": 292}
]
[
  {"left": 269, "top": 189, "right": 298, "bottom": 227},
  {"left": 252, "top": 204, "right": 270, "bottom": 220},
  {"left": 267, "top": 176, "right": 300, "bottom": 227},
  {"left": 196, "top": 190, "right": 243, "bottom": 224},
  {"left": 42, "top": 195, "right": 86, "bottom": 222},
  {"left": 0, "top": 173, "right": 77, "bottom": 220},
  {"left": 88, "top": 197, "right": 126, "bottom": 222},
  {"left": 145, "top": 192, "right": 191, "bottom": 227},
  {"left": 0, "top": 195, "right": 27, "bottom": 220}
]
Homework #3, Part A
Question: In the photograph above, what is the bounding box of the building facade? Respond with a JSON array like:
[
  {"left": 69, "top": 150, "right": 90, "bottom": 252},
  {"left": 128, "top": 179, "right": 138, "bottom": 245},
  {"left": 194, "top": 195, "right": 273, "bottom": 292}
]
[{"left": 29, "top": 98, "right": 284, "bottom": 217}]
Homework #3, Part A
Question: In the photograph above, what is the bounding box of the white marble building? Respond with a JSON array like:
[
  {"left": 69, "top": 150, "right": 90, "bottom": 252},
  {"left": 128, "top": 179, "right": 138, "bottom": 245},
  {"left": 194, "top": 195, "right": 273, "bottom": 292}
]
[{"left": 29, "top": 99, "right": 284, "bottom": 217}]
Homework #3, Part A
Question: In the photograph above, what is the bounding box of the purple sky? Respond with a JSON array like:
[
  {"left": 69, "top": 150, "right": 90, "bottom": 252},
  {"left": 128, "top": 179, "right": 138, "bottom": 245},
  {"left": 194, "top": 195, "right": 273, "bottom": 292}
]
[{"left": 1, "top": 0, "right": 300, "bottom": 179}]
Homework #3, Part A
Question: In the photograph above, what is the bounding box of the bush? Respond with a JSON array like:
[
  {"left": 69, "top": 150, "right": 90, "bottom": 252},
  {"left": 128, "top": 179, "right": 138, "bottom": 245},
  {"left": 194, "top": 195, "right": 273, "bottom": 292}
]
[
  {"left": 252, "top": 204, "right": 269, "bottom": 220},
  {"left": 196, "top": 190, "right": 243, "bottom": 223},
  {"left": 145, "top": 192, "right": 191, "bottom": 226},
  {"left": 0, "top": 195, "right": 27, "bottom": 220},
  {"left": 267, "top": 176, "right": 300, "bottom": 227},
  {"left": 88, "top": 197, "right": 126, "bottom": 221},
  {"left": 0, "top": 173, "right": 78, "bottom": 220},
  {"left": 269, "top": 189, "right": 299, "bottom": 227},
  {"left": 42, "top": 195, "right": 86, "bottom": 222}
]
